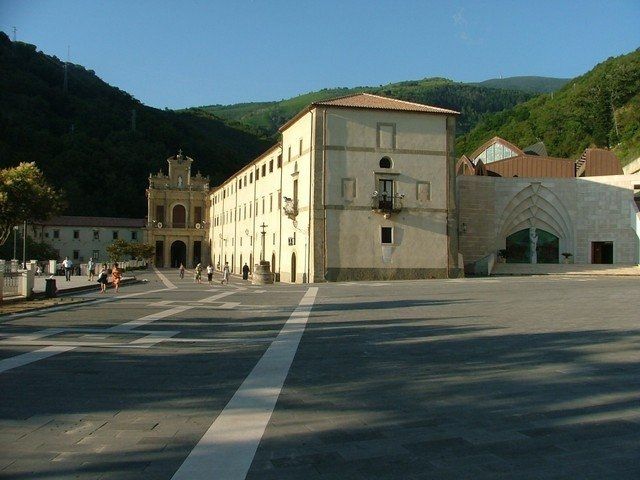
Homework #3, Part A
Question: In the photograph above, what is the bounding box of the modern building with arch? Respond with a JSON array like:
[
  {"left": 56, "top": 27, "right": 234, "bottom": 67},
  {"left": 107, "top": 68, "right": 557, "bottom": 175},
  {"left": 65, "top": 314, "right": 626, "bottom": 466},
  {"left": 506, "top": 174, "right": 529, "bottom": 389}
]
[
  {"left": 457, "top": 137, "right": 640, "bottom": 271},
  {"left": 146, "top": 151, "right": 210, "bottom": 268}
]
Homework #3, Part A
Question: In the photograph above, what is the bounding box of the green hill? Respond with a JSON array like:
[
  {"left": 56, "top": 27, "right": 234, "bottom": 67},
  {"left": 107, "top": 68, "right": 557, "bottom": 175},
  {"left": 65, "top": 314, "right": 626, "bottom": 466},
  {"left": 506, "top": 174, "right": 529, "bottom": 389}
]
[
  {"left": 195, "top": 78, "right": 535, "bottom": 140},
  {"left": 473, "top": 76, "right": 570, "bottom": 94},
  {"left": 456, "top": 49, "right": 640, "bottom": 164},
  {"left": 0, "top": 32, "right": 270, "bottom": 218}
]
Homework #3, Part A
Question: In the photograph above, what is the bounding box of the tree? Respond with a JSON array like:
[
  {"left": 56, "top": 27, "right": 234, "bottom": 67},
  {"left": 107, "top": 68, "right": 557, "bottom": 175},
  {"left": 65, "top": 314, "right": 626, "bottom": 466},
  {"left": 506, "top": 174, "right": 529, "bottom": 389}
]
[
  {"left": 0, "top": 162, "right": 64, "bottom": 246},
  {"left": 106, "top": 239, "right": 130, "bottom": 262},
  {"left": 128, "top": 242, "right": 155, "bottom": 261}
]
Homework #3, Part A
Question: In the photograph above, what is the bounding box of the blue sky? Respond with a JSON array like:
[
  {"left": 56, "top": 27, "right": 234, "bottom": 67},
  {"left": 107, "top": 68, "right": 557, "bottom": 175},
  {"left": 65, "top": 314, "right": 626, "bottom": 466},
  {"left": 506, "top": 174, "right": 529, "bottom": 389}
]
[{"left": 1, "top": 0, "right": 638, "bottom": 109}]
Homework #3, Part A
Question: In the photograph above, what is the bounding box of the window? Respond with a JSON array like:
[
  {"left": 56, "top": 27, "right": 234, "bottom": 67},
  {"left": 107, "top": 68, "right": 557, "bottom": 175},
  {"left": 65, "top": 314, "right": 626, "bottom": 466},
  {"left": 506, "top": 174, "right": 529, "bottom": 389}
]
[
  {"left": 195, "top": 206, "right": 203, "bottom": 224},
  {"left": 240, "top": 237, "right": 242, "bottom": 246},
  {"left": 73, "top": 230, "right": 80, "bottom": 239},
  {"left": 156, "top": 205, "right": 165, "bottom": 223},
  {"left": 293, "top": 179, "right": 299, "bottom": 206},
  {"left": 262, "top": 197, "right": 265, "bottom": 214},
  {"left": 378, "top": 179, "right": 393, "bottom": 209},
  {"left": 381, "top": 227, "right": 393, "bottom": 244},
  {"left": 256, "top": 168, "right": 259, "bottom": 180},
  {"left": 73, "top": 250, "right": 79, "bottom": 260},
  {"left": 112, "top": 231, "right": 119, "bottom": 240},
  {"left": 238, "top": 179, "right": 242, "bottom": 190},
  {"left": 45, "top": 232, "right": 49, "bottom": 238},
  {"left": 288, "top": 146, "right": 291, "bottom": 161},
  {"left": 273, "top": 232, "right": 276, "bottom": 245},
  {"left": 379, "top": 157, "right": 392, "bottom": 169},
  {"left": 249, "top": 203, "right": 252, "bottom": 218},
  {"left": 250, "top": 172, "right": 253, "bottom": 183},
  {"left": 93, "top": 229, "right": 99, "bottom": 240},
  {"left": 131, "top": 231, "right": 138, "bottom": 240},
  {"left": 92, "top": 250, "right": 99, "bottom": 260},
  {"left": 277, "top": 155, "right": 282, "bottom": 168},
  {"left": 269, "top": 160, "right": 273, "bottom": 172},
  {"left": 299, "top": 138, "right": 303, "bottom": 156},
  {"left": 53, "top": 230, "right": 60, "bottom": 239},
  {"left": 244, "top": 175, "right": 247, "bottom": 187},
  {"left": 270, "top": 193, "right": 273, "bottom": 212},
  {"left": 278, "top": 190, "right": 282, "bottom": 209},
  {"left": 261, "top": 164, "right": 266, "bottom": 177}
]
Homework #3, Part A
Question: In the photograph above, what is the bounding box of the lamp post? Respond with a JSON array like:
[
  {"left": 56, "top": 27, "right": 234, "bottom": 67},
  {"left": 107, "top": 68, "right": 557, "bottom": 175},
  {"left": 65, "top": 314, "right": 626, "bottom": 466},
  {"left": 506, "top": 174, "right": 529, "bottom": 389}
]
[
  {"left": 12, "top": 226, "right": 18, "bottom": 260},
  {"left": 22, "top": 221, "right": 27, "bottom": 269}
]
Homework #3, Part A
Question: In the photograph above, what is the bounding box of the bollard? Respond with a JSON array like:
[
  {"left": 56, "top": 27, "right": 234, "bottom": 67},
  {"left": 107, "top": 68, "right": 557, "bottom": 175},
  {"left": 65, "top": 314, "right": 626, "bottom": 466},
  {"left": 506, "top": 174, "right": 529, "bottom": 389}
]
[{"left": 45, "top": 277, "right": 57, "bottom": 298}]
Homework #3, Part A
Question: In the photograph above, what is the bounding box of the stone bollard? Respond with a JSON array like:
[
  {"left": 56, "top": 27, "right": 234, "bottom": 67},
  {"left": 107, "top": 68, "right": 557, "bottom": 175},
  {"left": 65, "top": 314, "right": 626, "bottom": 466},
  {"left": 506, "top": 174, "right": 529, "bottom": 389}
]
[
  {"left": 252, "top": 261, "right": 274, "bottom": 285},
  {"left": 20, "top": 262, "right": 36, "bottom": 299},
  {"left": 48, "top": 259, "right": 57, "bottom": 275}
]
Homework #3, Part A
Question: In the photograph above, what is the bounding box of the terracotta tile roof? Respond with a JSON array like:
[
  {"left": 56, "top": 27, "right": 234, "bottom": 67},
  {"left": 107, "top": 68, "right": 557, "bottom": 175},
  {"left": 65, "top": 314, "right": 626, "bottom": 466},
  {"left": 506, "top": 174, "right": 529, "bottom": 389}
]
[
  {"left": 313, "top": 93, "right": 460, "bottom": 114},
  {"left": 279, "top": 93, "right": 459, "bottom": 132},
  {"left": 34, "top": 216, "right": 147, "bottom": 228}
]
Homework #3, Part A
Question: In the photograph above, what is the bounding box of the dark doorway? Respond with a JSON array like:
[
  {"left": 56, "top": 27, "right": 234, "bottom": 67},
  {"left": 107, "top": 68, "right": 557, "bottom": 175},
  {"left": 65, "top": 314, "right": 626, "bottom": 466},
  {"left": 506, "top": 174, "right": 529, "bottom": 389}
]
[
  {"left": 592, "top": 241, "right": 613, "bottom": 264},
  {"left": 271, "top": 253, "right": 276, "bottom": 273},
  {"left": 172, "top": 205, "right": 186, "bottom": 228},
  {"left": 291, "top": 252, "right": 296, "bottom": 283},
  {"left": 155, "top": 241, "right": 164, "bottom": 267},
  {"left": 170, "top": 240, "right": 187, "bottom": 268},
  {"left": 193, "top": 241, "right": 201, "bottom": 267}
]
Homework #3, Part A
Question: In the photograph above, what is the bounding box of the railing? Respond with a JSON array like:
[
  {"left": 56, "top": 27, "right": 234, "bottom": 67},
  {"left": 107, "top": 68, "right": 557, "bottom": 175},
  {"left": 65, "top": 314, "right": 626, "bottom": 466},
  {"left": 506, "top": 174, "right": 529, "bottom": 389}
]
[
  {"left": 283, "top": 198, "right": 298, "bottom": 220},
  {"left": 575, "top": 152, "right": 587, "bottom": 177},
  {"left": 371, "top": 192, "right": 404, "bottom": 217},
  {"left": 3, "top": 274, "right": 19, "bottom": 296},
  {"left": 172, "top": 222, "right": 186, "bottom": 228}
]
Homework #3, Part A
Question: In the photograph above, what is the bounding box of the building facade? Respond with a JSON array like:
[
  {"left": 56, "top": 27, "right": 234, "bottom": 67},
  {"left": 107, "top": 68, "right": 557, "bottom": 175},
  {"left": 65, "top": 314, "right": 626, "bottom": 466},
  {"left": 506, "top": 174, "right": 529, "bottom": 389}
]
[
  {"left": 31, "top": 216, "right": 147, "bottom": 263},
  {"left": 208, "top": 93, "right": 462, "bottom": 282},
  {"left": 146, "top": 151, "right": 210, "bottom": 268}
]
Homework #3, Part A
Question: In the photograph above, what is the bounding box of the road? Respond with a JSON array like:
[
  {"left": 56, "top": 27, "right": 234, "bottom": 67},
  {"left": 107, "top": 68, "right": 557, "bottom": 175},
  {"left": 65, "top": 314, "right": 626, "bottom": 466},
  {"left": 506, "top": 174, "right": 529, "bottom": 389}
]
[{"left": 1, "top": 271, "right": 639, "bottom": 479}]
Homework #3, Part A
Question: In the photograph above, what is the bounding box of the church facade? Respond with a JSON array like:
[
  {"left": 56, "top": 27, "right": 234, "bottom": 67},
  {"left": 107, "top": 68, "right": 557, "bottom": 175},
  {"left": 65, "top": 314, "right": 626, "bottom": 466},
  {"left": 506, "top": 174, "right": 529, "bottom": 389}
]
[{"left": 146, "top": 151, "right": 210, "bottom": 268}]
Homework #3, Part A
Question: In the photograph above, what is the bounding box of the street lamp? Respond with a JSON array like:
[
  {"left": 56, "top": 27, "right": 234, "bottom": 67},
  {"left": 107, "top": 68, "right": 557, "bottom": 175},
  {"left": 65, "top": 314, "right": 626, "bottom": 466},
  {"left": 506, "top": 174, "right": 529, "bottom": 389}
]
[
  {"left": 22, "top": 221, "right": 27, "bottom": 269},
  {"left": 12, "top": 226, "right": 18, "bottom": 260}
]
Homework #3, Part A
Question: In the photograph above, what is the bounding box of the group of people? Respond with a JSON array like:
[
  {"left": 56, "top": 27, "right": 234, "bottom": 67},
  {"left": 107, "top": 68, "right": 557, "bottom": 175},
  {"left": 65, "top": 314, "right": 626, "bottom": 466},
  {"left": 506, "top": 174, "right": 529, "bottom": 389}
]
[
  {"left": 85, "top": 258, "right": 122, "bottom": 293},
  {"left": 178, "top": 261, "right": 250, "bottom": 285}
]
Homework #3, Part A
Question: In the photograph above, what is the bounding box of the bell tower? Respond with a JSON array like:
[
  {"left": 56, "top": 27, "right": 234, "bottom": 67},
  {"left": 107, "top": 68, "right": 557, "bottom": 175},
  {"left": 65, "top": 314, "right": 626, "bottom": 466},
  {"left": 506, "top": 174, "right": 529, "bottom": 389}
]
[{"left": 168, "top": 149, "right": 193, "bottom": 189}]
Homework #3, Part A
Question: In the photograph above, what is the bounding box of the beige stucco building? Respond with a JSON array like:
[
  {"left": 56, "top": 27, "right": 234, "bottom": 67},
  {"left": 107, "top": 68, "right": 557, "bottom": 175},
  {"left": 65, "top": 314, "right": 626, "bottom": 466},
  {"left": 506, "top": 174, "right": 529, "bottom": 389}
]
[
  {"left": 208, "top": 93, "right": 461, "bottom": 282},
  {"left": 146, "top": 151, "right": 210, "bottom": 267}
]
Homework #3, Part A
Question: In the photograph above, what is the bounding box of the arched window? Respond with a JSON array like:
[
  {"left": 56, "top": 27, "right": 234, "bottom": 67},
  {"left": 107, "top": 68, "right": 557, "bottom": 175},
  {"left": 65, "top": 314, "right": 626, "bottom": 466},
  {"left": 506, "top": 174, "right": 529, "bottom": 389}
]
[{"left": 379, "top": 157, "right": 392, "bottom": 169}]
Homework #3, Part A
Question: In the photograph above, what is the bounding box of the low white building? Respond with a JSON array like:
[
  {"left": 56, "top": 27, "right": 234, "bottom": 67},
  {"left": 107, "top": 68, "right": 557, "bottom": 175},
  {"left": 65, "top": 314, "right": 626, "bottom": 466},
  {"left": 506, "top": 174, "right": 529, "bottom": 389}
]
[{"left": 31, "top": 216, "right": 147, "bottom": 263}]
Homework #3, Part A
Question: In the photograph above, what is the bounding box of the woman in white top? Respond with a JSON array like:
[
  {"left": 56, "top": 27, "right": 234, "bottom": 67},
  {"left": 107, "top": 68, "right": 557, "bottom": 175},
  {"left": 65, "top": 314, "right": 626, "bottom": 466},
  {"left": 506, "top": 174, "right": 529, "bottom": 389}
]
[{"left": 221, "top": 262, "right": 230, "bottom": 285}]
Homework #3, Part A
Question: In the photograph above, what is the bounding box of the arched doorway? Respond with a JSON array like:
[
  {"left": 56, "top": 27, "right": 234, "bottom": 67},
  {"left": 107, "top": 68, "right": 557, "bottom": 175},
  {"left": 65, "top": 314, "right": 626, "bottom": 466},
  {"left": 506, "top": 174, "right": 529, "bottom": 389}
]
[
  {"left": 506, "top": 228, "right": 559, "bottom": 264},
  {"left": 271, "top": 253, "right": 276, "bottom": 273},
  {"left": 172, "top": 204, "right": 186, "bottom": 228},
  {"left": 170, "top": 240, "right": 187, "bottom": 268},
  {"left": 291, "top": 252, "right": 296, "bottom": 283}
]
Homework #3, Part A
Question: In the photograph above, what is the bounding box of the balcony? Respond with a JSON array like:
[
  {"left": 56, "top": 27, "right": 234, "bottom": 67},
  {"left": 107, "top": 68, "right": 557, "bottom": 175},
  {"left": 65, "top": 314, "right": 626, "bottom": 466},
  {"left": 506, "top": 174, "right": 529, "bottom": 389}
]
[
  {"left": 283, "top": 197, "right": 298, "bottom": 220},
  {"left": 371, "top": 191, "right": 404, "bottom": 218}
]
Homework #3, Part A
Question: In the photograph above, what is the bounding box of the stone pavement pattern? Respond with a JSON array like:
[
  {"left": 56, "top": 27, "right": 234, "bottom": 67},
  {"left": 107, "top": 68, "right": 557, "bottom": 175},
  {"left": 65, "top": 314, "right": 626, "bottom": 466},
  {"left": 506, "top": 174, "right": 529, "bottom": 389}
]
[{"left": 0, "top": 272, "right": 639, "bottom": 479}]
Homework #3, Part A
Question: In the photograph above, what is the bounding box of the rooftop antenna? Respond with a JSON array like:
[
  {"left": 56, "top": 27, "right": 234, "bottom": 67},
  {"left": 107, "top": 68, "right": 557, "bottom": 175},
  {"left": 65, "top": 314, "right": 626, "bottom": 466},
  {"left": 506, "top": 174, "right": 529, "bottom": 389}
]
[
  {"left": 12, "top": 27, "right": 16, "bottom": 42},
  {"left": 63, "top": 45, "right": 70, "bottom": 93}
]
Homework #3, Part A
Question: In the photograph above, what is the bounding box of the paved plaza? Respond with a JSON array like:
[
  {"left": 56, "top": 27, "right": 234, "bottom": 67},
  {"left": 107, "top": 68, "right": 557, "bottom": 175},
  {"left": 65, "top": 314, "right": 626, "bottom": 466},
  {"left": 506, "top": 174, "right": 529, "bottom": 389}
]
[{"left": 1, "top": 271, "right": 639, "bottom": 479}]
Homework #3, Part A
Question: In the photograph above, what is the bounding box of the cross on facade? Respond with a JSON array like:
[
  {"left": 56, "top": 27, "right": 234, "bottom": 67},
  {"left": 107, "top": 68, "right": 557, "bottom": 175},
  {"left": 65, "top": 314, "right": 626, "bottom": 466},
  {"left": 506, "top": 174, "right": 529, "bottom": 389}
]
[{"left": 259, "top": 223, "right": 268, "bottom": 262}]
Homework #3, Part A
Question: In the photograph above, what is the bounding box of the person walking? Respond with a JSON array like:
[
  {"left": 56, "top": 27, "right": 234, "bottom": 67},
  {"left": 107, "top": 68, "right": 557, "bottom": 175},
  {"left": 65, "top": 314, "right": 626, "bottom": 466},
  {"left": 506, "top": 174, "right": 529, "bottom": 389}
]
[
  {"left": 111, "top": 262, "right": 122, "bottom": 293},
  {"left": 62, "top": 257, "right": 73, "bottom": 281},
  {"left": 242, "top": 262, "right": 250, "bottom": 280},
  {"left": 179, "top": 263, "right": 185, "bottom": 279},
  {"left": 206, "top": 264, "right": 213, "bottom": 285},
  {"left": 221, "top": 262, "right": 230, "bottom": 285},
  {"left": 97, "top": 264, "right": 109, "bottom": 293},
  {"left": 194, "top": 263, "right": 203, "bottom": 284},
  {"left": 87, "top": 258, "right": 95, "bottom": 282}
]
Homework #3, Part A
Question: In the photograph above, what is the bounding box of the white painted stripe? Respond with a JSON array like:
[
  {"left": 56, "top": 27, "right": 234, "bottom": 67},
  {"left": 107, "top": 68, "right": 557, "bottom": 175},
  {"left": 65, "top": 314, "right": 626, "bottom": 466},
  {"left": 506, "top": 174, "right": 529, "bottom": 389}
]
[
  {"left": 0, "top": 290, "right": 238, "bottom": 373},
  {"left": 0, "top": 345, "right": 77, "bottom": 373},
  {"left": 171, "top": 287, "right": 318, "bottom": 480},
  {"left": 153, "top": 266, "right": 177, "bottom": 289}
]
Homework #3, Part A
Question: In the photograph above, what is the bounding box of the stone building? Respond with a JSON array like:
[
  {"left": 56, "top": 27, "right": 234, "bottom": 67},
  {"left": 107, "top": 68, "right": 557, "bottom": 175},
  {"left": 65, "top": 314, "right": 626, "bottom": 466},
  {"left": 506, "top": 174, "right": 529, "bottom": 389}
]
[
  {"left": 30, "top": 216, "right": 146, "bottom": 263},
  {"left": 146, "top": 151, "right": 210, "bottom": 267},
  {"left": 208, "top": 93, "right": 461, "bottom": 282}
]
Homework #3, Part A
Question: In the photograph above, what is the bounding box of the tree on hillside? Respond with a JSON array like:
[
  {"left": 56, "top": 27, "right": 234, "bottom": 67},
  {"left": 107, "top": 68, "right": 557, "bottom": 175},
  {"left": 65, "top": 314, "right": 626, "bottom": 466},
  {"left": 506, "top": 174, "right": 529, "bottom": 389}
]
[{"left": 0, "top": 162, "right": 63, "bottom": 247}]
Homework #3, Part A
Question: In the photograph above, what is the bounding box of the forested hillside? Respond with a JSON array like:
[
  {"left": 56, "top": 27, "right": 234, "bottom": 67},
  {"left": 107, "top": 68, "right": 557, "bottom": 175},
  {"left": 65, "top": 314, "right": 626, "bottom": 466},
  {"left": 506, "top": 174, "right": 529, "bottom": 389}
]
[
  {"left": 0, "top": 32, "right": 269, "bottom": 218},
  {"left": 456, "top": 49, "right": 640, "bottom": 164},
  {"left": 472, "top": 76, "right": 570, "bottom": 94},
  {"left": 196, "top": 78, "right": 537, "bottom": 140}
]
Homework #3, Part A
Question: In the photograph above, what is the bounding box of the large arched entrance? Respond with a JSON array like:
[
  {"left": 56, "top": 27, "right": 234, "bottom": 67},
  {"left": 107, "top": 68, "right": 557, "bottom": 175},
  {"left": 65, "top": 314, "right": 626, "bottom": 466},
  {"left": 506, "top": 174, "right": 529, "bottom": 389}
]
[
  {"left": 170, "top": 240, "right": 187, "bottom": 268},
  {"left": 291, "top": 252, "right": 296, "bottom": 283},
  {"left": 172, "top": 204, "right": 186, "bottom": 228},
  {"left": 506, "top": 228, "right": 559, "bottom": 263}
]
